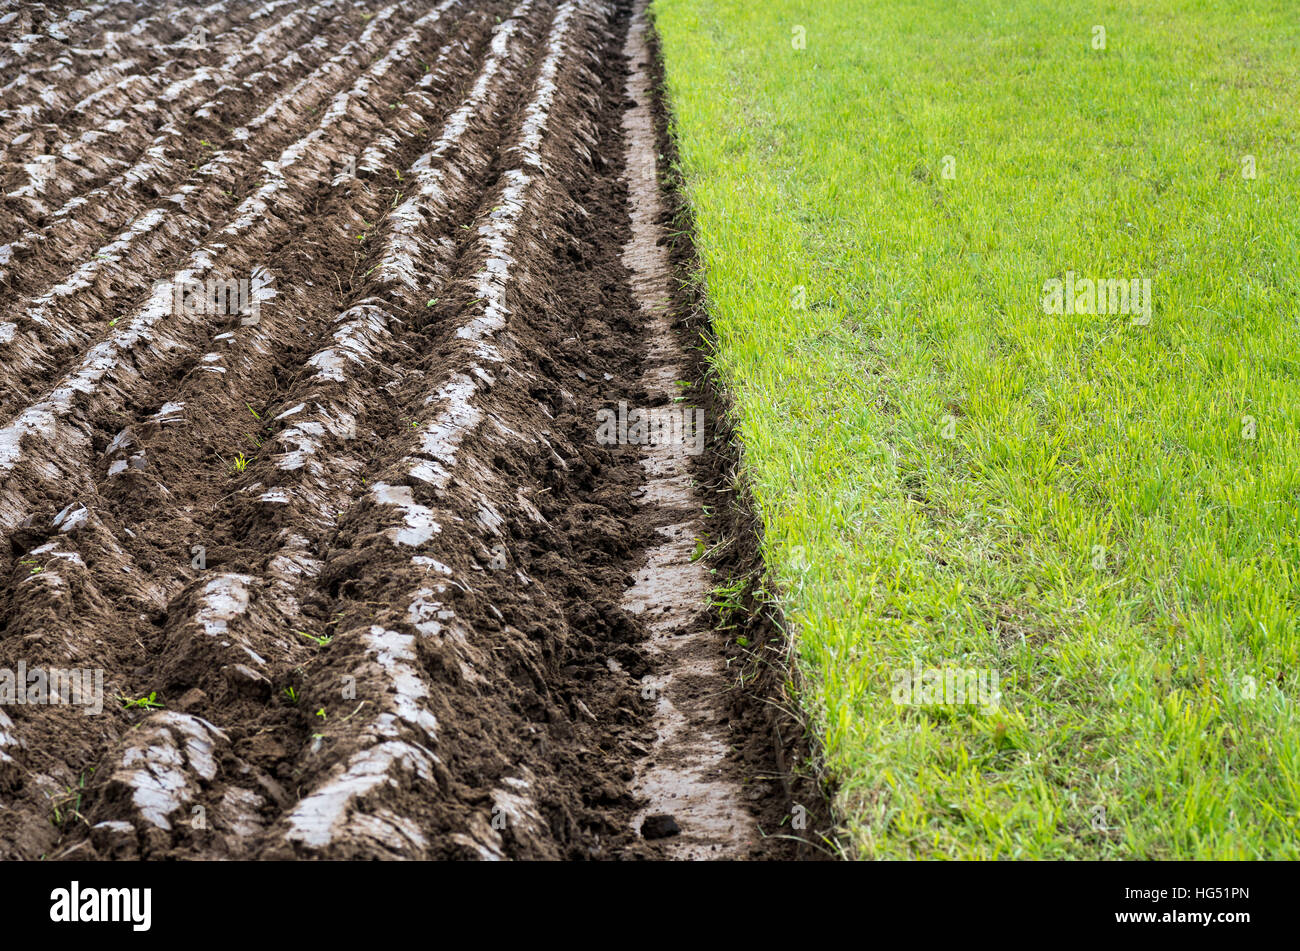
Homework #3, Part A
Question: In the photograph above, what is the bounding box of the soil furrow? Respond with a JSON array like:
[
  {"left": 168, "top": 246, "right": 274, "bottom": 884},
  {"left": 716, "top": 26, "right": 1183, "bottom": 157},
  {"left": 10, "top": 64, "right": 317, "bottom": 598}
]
[
  {"left": 0, "top": 2, "right": 190, "bottom": 85},
  {"left": 0, "top": 1, "right": 280, "bottom": 151},
  {"left": 0, "top": 3, "right": 371, "bottom": 294},
  {"left": 0, "top": 1, "right": 467, "bottom": 432},
  {"left": 0, "top": 0, "right": 536, "bottom": 858},
  {"left": 619, "top": 7, "right": 759, "bottom": 858},
  {"left": 263, "top": 0, "right": 635, "bottom": 860},
  {"left": 0, "top": 1, "right": 402, "bottom": 298},
  {"left": 0, "top": 0, "right": 353, "bottom": 242},
  {"left": 0, "top": 3, "right": 487, "bottom": 853},
  {"left": 0, "top": 2, "right": 311, "bottom": 121}
]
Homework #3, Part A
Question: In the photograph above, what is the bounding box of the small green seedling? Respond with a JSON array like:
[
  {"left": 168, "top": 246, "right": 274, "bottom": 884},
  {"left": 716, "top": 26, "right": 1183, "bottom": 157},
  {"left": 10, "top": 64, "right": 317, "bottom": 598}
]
[
  {"left": 50, "top": 770, "right": 92, "bottom": 828},
  {"left": 121, "top": 691, "right": 163, "bottom": 710}
]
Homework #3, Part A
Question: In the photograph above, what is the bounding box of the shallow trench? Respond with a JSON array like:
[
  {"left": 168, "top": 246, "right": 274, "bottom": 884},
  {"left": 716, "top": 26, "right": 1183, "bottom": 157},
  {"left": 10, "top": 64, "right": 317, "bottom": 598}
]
[{"left": 618, "top": 6, "right": 759, "bottom": 859}]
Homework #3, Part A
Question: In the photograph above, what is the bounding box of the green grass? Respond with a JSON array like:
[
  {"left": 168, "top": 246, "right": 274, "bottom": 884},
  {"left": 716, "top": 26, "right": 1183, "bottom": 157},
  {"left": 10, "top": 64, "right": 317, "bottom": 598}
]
[{"left": 654, "top": 0, "right": 1300, "bottom": 858}]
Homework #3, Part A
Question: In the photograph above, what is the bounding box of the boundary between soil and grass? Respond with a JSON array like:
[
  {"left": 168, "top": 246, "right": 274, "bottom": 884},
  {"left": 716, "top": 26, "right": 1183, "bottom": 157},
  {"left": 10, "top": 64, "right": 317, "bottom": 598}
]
[{"left": 646, "top": 10, "right": 839, "bottom": 861}]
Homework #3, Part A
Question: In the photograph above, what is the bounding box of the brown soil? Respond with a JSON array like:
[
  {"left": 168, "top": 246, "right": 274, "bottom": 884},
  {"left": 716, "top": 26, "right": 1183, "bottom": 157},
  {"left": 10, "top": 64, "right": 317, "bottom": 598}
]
[{"left": 0, "top": 0, "right": 818, "bottom": 860}]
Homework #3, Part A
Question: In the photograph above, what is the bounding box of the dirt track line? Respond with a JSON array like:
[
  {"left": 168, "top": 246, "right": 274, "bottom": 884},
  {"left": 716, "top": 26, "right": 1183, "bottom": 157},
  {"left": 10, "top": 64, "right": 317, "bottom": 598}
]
[
  {"left": 375, "top": 0, "right": 539, "bottom": 299},
  {"left": 251, "top": 5, "right": 534, "bottom": 529},
  {"left": 617, "top": 2, "right": 759, "bottom": 859},
  {"left": 240, "top": 0, "right": 626, "bottom": 860},
  {"left": 130, "top": 4, "right": 516, "bottom": 713}
]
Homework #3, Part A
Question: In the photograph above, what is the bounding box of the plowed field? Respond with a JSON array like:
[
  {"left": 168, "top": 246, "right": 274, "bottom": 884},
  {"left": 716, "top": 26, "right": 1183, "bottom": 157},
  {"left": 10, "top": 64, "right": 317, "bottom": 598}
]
[{"left": 0, "top": 0, "right": 790, "bottom": 860}]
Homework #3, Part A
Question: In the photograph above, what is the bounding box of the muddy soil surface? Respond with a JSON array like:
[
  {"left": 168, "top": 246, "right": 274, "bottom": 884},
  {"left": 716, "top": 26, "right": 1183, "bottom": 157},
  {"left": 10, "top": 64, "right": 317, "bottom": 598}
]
[{"left": 0, "top": 0, "right": 806, "bottom": 860}]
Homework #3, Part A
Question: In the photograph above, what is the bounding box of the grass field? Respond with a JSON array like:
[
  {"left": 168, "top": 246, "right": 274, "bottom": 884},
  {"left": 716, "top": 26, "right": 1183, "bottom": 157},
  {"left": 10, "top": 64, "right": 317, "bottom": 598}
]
[{"left": 654, "top": 0, "right": 1300, "bottom": 858}]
